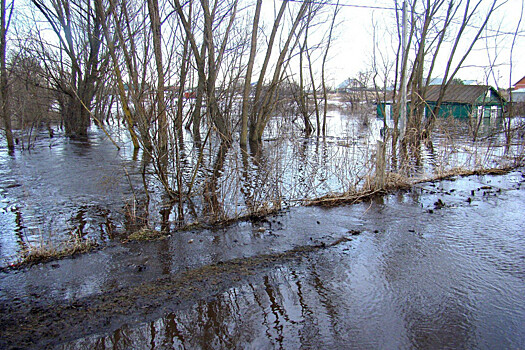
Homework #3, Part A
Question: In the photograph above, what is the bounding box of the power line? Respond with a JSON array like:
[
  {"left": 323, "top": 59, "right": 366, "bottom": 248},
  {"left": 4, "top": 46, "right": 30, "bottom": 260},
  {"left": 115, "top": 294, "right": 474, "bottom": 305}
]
[
  {"left": 288, "top": 0, "right": 521, "bottom": 37},
  {"left": 287, "top": 0, "right": 397, "bottom": 11}
]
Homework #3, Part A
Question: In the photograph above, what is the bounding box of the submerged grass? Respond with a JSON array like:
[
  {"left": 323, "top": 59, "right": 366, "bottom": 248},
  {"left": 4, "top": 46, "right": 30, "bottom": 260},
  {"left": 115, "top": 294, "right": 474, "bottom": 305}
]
[{"left": 126, "top": 227, "right": 165, "bottom": 241}]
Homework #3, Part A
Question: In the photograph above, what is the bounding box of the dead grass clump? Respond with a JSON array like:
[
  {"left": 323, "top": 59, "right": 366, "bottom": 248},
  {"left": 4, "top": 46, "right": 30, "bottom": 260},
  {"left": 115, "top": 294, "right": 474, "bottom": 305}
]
[
  {"left": 126, "top": 226, "right": 165, "bottom": 241},
  {"left": 306, "top": 188, "right": 386, "bottom": 207},
  {"left": 307, "top": 170, "right": 415, "bottom": 207},
  {"left": 307, "top": 164, "right": 521, "bottom": 208},
  {"left": 418, "top": 166, "right": 515, "bottom": 184},
  {"left": 12, "top": 236, "right": 98, "bottom": 269},
  {"left": 383, "top": 172, "right": 413, "bottom": 189}
]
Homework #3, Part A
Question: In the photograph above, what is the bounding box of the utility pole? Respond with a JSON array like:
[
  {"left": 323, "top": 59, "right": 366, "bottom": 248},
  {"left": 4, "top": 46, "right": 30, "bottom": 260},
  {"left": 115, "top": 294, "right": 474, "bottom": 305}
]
[{"left": 399, "top": 0, "right": 407, "bottom": 141}]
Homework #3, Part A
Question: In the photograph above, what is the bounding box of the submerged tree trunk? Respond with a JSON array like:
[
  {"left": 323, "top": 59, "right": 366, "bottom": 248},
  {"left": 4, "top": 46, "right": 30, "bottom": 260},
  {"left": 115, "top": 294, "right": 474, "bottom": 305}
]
[
  {"left": 240, "top": 0, "right": 261, "bottom": 150},
  {"left": 63, "top": 94, "right": 91, "bottom": 138}
]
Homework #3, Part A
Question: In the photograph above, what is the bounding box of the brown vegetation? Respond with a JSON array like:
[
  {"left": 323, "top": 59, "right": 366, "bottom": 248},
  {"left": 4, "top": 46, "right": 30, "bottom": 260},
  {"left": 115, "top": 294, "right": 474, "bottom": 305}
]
[{"left": 7, "top": 235, "right": 98, "bottom": 270}]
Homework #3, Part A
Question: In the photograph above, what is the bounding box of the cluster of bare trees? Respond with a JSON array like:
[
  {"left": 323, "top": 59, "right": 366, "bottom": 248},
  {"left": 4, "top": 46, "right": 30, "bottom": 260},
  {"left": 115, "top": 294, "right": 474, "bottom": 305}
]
[
  {"left": 0, "top": 0, "right": 345, "bottom": 226},
  {"left": 2, "top": 0, "right": 520, "bottom": 226},
  {"left": 0, "top": 0, "right": 344, "bottom": 150}
]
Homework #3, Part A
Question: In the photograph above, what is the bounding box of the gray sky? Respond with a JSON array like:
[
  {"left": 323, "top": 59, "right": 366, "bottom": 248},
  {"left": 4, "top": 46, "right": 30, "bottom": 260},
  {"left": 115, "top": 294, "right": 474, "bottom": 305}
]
[{"left": 326, "top": 0, "right": 525, "bottom": 89}]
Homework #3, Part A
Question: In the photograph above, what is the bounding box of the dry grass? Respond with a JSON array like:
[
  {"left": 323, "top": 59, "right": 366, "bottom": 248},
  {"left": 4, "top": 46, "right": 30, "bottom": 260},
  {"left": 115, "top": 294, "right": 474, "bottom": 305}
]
[
  {"left": 305, "top": 188, "right": 386, "bottom": 207},
  {"left": 307, "top": 165, "right": 520, "bottom": 208},
  {"left": 8, "top": 235, "right": 98, "bottom": 270},
  {"left": 126, "top": 226, "right": 165, "bottom": 241},
  {"left": 416, "top": 165, "right": 516, "bottom": 184}
]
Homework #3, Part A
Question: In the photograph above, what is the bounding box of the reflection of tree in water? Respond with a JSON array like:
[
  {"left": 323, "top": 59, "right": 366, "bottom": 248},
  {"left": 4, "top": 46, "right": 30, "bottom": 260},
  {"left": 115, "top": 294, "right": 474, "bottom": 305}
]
[{"left": 62, "top": 260, "right": 358, "bottom": 349}]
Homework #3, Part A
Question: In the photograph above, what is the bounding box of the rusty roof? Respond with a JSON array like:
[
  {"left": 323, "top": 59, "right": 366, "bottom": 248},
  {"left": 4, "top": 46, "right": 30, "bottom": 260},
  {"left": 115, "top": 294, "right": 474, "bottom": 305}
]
[{"left": 423, "top": 85, "right": 489, "bottom": 104}]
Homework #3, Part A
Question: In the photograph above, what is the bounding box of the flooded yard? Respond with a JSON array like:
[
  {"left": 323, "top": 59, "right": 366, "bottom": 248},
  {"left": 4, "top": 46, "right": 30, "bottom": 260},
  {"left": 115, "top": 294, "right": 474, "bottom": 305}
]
[
  {"left": 2, "top": 0, "right": 525, "bottom": 346},
  {"left": 1, "top": 108, "right": 523, "bottom": 267}
]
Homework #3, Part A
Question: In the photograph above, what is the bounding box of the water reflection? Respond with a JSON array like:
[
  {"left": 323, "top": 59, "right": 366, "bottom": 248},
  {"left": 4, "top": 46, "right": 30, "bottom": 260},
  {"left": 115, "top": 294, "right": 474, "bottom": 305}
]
[
  {"left": 1, "top": 112, "right": 523, "bottom": 266},
  {"left": 4, "top": 170, "right": 525, "bottom": 349}
]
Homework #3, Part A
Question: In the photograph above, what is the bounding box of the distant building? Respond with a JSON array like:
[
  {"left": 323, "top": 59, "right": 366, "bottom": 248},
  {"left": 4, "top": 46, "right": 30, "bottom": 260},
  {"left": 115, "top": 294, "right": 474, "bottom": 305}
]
[
  {"left": 511, "top": 88, "right": 525, "bottom": 102},
  {"left": 337, "top": 78, "right": 367, "bottom": 93},
  {"left": 512, "top": 76, "right": 525, "bottom": 90},
  {"left": 377, "top": 85, "right": 506, "bottom": 121}
]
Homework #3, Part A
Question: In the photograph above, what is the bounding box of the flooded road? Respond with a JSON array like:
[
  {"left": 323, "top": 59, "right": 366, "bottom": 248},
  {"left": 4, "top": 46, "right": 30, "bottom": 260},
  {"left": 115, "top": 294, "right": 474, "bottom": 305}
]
[{"left": 1, "top": 169, "right": 524, "bottom": 349}]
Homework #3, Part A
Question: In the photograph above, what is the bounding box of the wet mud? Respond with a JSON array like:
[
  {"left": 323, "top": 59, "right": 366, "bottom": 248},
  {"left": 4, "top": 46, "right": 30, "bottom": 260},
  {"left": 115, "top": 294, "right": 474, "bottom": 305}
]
[
  {"left": 1, "top": 169, "right": 525, "bottom": 349},
  {"left": 1, "top": 238, "right": 354, "bottom": 349}
]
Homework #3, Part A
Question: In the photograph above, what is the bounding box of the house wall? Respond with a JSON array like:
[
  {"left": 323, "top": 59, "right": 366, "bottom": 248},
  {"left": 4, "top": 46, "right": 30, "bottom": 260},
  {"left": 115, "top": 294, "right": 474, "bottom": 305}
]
[
  {"left": 425, "top": 102, "right": 472, "bottom": 119},
  {"left": 511, "top": 89, "right": 525, "bottom": 102},
  {"left": 378, "top": 101, "right": 502, "bottom": 123}
]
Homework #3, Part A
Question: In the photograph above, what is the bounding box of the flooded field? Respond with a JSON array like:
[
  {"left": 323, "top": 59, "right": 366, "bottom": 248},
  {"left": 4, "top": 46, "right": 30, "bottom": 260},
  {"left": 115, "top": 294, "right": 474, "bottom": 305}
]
[
  {"left": 1, "top": 108, "right": 523, "bottom": 267},
  {"left": 1, "top": 106, "right": 525, "bottom": 348},
  {"left": 1, "top": 169, "right": 524, "bottom": 349}
]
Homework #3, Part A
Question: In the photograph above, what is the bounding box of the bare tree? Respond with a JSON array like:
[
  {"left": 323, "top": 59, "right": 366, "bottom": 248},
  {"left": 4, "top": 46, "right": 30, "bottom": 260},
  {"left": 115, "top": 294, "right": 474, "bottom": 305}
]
[
  {"left": 0, "top": 0, "right": 13, "bottom": 150},
  {"left": 147, "top": 0, "right": 168, "bottom": 156},
  {"left": 31, "top": 0, "right": 108, "bottom": 138},
  {"left": 249, "top": 0, "right": 309, "bottom": 146},
  {"left": 321, "top": 0, "right": 340, "bottom": 136},
  {"left": 240, "top": 0, "right": 261, "bottom": 149}
]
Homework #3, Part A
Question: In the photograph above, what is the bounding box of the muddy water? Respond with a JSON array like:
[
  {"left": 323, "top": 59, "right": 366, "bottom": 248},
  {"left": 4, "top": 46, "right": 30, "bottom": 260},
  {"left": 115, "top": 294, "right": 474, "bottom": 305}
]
[
  {"left": 1, "top": 170, "right": 523, "bottom": 349},
  {"left": 68, "top": 173, "right": 525, "bottom": 349}
]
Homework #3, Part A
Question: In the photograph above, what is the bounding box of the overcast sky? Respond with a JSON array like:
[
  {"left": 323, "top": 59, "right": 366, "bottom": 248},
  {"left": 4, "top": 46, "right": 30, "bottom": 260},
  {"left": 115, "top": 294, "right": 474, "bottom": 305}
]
[{"left": 324, "top": 0, "right": 525, "bottom": 89}]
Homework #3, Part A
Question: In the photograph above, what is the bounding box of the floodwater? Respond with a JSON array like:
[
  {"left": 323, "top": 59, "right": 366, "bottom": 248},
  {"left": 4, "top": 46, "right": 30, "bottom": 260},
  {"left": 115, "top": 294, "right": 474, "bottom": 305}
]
[
  {"left": 0, "top": 107, "right": 524, "bottom": 348},
  {"left": 1, "top": 107, "right": 521, "bottom": 267},
  {"left": 0, "top": 169, "right": 524, "bottom": 349}
]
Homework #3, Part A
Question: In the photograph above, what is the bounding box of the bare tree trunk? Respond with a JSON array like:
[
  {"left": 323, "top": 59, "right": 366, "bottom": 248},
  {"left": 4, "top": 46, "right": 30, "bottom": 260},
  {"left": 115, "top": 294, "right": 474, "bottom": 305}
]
[
  {"left": 298, "top": 37, "right": 313, "bottom": 137},
  {"left": 176, "top": 28, "right": 191, "bottom": 143},
  {"left": 249, "top": 1, "right": 287, "bottom": 145},
  {"left": 0, "top": 0, "right": 13, "bottom": 150},
  {"left": 97, "top": 0, "right": 140, "bottom": 150},
  {"left": 505, "top": 0, "right": 524, "bottom": 153},
  {"left": 147, "top": 0, "right": 168, "bottom": 156},
  {"left": 306, "top": 44, "right": 319, "bottom": 137},
  {"left": 250, "top": 1, "right": 309, "bottom": 145},
  {"left": 240, "top": 0, "right": 261, "bottom": 150},
  {"left": 321, "top": 1, "right": 339, "bottom": 136}
]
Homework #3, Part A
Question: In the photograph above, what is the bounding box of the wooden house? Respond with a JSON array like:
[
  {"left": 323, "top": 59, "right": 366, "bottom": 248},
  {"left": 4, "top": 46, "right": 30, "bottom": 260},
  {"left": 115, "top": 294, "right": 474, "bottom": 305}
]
[{"left": 377, "top": 85, "right": 506, "bottom": 121}]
